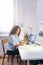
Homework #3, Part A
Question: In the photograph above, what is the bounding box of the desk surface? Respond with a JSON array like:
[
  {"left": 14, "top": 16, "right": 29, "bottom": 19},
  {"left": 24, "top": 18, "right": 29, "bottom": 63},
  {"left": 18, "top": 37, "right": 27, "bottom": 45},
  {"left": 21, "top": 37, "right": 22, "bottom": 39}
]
[{"left": 18, "top": 44, "right": 43, "bottom": 60}]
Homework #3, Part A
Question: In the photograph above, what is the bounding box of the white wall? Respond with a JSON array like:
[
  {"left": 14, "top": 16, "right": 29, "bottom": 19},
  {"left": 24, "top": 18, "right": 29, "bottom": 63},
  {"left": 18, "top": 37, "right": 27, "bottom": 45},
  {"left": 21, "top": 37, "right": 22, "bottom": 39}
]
[
  {"left": 16, "top": 0, "right": 24, "bottom": 25},
  {"left": 35, "top": 0, "right": 43, "bottom": 43},
  {"left": 23, "top": 0, "right": 37, "bottom": 34},
  {"left": 36, "top": 0, "right": 43, "bottom": 33},
  {"left": 16, "top": 0, "right": 37, "bottom": 34}
]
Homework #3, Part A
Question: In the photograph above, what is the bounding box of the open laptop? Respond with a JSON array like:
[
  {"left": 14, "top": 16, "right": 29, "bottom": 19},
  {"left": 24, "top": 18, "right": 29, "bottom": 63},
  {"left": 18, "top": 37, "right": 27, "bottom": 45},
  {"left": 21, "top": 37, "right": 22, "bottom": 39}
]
[{"left": 29, "top": 34, "right": 36, "bottom": 44}]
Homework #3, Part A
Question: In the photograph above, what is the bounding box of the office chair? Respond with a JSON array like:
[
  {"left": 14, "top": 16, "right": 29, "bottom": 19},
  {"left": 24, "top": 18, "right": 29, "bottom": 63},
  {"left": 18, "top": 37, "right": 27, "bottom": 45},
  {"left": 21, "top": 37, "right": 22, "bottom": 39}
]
[{"left": 1, "top": 38, "right": 18, "bottom": 65}]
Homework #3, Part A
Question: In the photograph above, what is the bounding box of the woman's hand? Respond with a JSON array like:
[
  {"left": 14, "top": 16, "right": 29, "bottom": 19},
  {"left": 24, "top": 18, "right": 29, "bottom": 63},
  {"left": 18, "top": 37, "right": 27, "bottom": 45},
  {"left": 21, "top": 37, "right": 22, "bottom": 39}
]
[{"left": 20, "top": 41, "right": 26, "bottom": 46}]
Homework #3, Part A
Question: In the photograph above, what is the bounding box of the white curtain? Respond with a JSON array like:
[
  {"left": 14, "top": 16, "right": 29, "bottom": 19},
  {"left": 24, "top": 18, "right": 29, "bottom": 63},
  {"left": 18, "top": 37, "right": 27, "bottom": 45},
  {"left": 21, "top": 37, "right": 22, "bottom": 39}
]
[{"left": 0, "top": 0, "right": 14, "bottom": 34}]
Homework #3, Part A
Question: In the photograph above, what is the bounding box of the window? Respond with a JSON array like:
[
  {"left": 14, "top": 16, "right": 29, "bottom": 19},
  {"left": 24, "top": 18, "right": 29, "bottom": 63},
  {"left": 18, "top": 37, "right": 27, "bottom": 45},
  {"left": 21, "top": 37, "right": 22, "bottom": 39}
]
[{"left": 0, "top": 0, "right": 15, "bottom": 36}]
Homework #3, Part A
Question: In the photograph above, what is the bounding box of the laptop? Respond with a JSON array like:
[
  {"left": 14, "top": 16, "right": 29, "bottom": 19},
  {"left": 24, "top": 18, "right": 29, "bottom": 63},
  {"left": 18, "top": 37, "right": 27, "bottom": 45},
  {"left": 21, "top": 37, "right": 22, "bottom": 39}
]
[{"left": 29, "top": 34, "right": 36, "bottom": 44}]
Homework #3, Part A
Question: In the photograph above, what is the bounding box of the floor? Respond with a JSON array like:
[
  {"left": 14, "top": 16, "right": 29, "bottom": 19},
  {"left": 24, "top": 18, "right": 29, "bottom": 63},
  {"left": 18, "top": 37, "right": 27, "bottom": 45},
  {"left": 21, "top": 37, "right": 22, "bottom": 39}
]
[
  {"left": 0, "top": 56, "right": 22, "bottom": 65},
  {"left": 0, "top": 56, "right": 32, "bottom": 65},
  {"left": 0, "top": 56, "right": 42, "bottom": 65}
]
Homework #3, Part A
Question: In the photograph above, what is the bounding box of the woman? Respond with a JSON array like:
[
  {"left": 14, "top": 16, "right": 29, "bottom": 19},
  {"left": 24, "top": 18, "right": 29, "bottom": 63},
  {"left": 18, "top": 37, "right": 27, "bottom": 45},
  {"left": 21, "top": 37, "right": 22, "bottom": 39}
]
[{"left": 6, "top": 25, "right": 27, "bottom": 65}]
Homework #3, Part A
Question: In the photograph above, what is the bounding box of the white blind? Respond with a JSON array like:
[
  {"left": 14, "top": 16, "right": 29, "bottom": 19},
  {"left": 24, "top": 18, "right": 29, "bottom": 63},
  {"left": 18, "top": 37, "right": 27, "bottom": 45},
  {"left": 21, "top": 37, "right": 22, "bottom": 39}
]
[{"left": 0, "top": 0, "right": 14, "bottom": 34}]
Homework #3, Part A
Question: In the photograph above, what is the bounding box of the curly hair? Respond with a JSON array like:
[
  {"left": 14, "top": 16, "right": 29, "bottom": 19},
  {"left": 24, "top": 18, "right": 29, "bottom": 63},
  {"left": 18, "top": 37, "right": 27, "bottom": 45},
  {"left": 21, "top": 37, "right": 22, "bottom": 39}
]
[
  {"left": 9, "top": 25, "right": 21, "bottom": 35},
  {"left": 24, "top": 34, "right": 29, "bottom": 41}
]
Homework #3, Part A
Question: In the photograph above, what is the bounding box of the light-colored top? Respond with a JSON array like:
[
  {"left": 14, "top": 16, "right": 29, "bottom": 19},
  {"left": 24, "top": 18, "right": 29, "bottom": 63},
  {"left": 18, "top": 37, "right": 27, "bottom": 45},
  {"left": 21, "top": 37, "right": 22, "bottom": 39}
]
[{"left": 6, "top": 34, "right": 20, "bottom": 51}]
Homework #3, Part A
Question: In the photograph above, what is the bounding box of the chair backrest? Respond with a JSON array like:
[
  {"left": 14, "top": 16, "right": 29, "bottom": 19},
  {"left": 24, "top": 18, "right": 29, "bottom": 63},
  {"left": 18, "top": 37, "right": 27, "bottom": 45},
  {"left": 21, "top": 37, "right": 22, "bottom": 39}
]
[{"left": 2, "top": 38, "right": 8, "bottom": 54}]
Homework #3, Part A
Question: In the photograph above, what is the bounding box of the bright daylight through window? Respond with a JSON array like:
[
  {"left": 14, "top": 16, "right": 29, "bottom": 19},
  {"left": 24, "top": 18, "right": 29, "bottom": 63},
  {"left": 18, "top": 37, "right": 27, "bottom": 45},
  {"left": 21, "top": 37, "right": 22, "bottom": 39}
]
[{"left": 0, "top": 0, "right": 14, "bottom": 36}]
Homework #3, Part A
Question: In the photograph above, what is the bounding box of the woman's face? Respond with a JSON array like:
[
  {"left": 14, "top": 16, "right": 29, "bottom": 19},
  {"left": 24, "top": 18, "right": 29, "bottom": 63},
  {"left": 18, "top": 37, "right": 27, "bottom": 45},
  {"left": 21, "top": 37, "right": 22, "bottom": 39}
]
[{"left": 16, "top": 28, "right": 21, "bottom": 36}]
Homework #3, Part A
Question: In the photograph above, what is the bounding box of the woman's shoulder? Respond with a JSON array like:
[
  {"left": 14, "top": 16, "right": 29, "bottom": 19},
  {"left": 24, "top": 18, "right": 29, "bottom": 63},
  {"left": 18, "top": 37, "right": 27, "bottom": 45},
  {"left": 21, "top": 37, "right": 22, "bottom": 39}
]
[
  {"left": 9, "top": 35, "right": 15, "bottom": 38},
  {"left": 9, "top": 34, "right": 19, "bottom": 39},
  {"left": 10, "top": 34, "right": 14, "bottom": 36},
  {"left": 8, "top": 35, "right": 16, "bottom": 41}
]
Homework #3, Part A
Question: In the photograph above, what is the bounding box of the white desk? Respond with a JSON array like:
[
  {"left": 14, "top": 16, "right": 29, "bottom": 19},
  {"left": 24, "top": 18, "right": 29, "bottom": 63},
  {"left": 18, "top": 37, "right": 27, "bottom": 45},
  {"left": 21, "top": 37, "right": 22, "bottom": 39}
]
[{"left": 18, "top": 44, "right": 43, "bottom": 65}]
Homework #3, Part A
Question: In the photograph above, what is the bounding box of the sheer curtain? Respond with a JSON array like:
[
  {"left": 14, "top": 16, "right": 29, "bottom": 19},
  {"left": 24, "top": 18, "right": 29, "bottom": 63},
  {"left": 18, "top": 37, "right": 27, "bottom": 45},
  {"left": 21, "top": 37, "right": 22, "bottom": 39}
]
[{"left": 0, "top": 0, "right": 15, "bottom": 36}]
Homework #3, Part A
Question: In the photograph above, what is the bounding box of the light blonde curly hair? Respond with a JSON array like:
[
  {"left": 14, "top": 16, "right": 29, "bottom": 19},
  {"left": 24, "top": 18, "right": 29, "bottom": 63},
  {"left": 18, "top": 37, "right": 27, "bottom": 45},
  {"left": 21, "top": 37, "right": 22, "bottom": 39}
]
[{"left": 24, "top": 34, "right": 29, "bottom": 42}]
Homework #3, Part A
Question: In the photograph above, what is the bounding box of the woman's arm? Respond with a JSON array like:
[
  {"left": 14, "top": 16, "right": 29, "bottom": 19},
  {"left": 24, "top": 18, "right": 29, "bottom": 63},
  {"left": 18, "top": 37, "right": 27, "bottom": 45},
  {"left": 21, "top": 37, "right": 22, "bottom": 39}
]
[
  {"left": 15, "top": 40, "right": 27, "bottom": 47},
  {"left": 14, "top": 42, "right": 24, "bottom": 47}
]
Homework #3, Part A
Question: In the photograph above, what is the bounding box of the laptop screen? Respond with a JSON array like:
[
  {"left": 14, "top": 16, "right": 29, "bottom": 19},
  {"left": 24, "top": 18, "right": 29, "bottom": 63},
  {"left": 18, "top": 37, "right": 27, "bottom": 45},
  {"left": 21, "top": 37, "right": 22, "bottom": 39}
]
[{"left": 29, "top": 34, "right": 36, "bottom": 43}]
